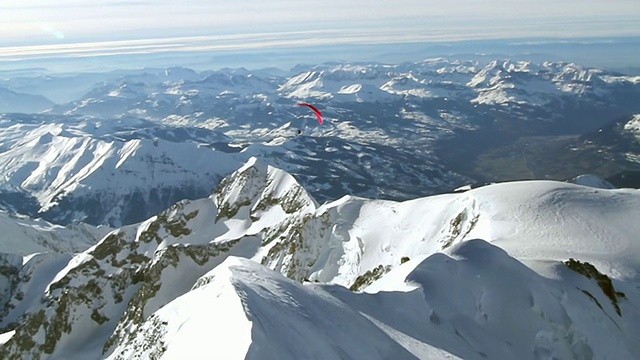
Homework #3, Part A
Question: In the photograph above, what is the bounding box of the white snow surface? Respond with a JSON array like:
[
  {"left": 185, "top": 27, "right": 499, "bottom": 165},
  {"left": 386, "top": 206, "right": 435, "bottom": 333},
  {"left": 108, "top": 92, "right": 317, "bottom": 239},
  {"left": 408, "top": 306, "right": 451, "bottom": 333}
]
[
  {"left": 623, "top": 114, "right": 640, "bottom": 136},
  {"left": 0, "top": 331, "right": 15, "bottom": 346},
  {"left": 0, "top": 120, "right": 229, "bottom": 206},
  {"left": 0, "top": 114, "right": 241, "bottom": 226},
  {"left": 3, "top": 158, "right": 640, "bottom": 360},
  {"left": 299, "top": 180, "right": 640, "bottom": 286},
  {"left": 133, "top": 174, "right": 640, "bottom": 359},
  {"left": 0, "top": 209, "right": 110, "bottom": 255}
]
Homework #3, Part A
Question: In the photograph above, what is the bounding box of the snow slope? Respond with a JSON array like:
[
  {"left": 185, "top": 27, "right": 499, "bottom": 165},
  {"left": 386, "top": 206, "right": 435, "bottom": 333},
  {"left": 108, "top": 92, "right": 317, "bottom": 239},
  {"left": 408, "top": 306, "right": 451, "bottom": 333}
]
[
  {"left": 260, "top": 179, "right": 640, "bottom": 288},
  {"left": 1, "top": 158, "right": 640, "bottom": 359},
  {"left": 0, "top": 210, "right": 110, "bottom": 255},
  {"left": 114, "top": 242, "right": 640, "bottom": 360},
  {"left": 623, "top": 114, "right": 640, "bottom": 137},
  {"left": 0, "top": 113, "right": 241, "bottom": 226}
]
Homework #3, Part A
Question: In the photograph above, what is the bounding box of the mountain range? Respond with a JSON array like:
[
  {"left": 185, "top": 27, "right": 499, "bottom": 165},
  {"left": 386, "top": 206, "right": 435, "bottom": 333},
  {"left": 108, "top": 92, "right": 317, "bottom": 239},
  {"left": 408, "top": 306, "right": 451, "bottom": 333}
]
[
  {"left": 1, "top": 156, "right": 639, "bottom": 359},
  {"left": 1, "top": 56, "right": 640, "bottom": 358},
  {"left": 0, "top": 57, "right": 639, "bottom": 227}
]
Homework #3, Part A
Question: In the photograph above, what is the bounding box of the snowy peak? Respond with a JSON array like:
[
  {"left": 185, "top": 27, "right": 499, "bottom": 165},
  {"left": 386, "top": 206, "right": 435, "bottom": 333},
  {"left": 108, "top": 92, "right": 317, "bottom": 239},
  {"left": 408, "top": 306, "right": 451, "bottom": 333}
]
[
  {"left": 2, "top": 186, "right": 269, "bottom": 358},
  {"left": 623, "top": 114, "right": 640, "bottom": 138},
  {"left": 108, "top": 256, "right": 418, "bottom": 360},
  {"left": 262, "top": 179, "right": 640, "bottom": 289},
  {"left": 106, "top": 257, "right": 255, "bottom": 359},
  {"left": 278, "top": 70, "right": 329, "bottom": 99},
  {"left": 85, "top": 238, "right": 640, "bottom": 359},
  {"left": 214, "top": 156, "right": 317, "bottom": 223},
  {"left": 0, "top": 158, "right": 318, "bottom": 358},
  {"left": 5, "top": 57, "right": 639, "bottom": 123},
  {"left": 275, "top": 58, "right": 640, "bottom": 107},
  {"left": 2, "top": 159, "right": 640, "bottom": 359},
  {"left": 51, "top": 68, "right": 276, "bottom": 118},
  {"left": 279, "top": 64, "right": 400, "bottom": 101},
  {"left": 0, "top": 113, "right": 242, "bottom": 226}
]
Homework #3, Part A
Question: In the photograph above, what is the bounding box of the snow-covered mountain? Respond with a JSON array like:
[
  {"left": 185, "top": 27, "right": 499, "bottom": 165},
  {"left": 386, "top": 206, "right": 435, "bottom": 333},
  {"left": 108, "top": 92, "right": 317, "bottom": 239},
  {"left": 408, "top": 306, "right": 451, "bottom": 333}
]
[
  {"left": 41, "top": 58, "right": 640, "bottom": 173},
  {"left": 0, "top": 67, "right": 200, "bottom": 105},
  {"left": 623, "top": 114, "right": 640, "bottom": 139},
  {"left": 0, "top": 111, "right": 469, "bottom": 227},
  {"left": 0, "top": 210, "right": 110, "bottom": 255},
  {"left": 1, "top": 157, "right": 639, "bottom": 359},
  {"left": 276, "top": 59, "right": 640, "bottom": 132},
  {"left": 0, "top": 113, "right": 242, "bottom": 226},
  {"left": 2, "top": 57, "right": 640, "bottom": 223},
  {"left": 44, "top": 58, "right": 640, "bottom": 132},
  {"left": 1, "top": 57, "right": 638, "bottom": 228}
]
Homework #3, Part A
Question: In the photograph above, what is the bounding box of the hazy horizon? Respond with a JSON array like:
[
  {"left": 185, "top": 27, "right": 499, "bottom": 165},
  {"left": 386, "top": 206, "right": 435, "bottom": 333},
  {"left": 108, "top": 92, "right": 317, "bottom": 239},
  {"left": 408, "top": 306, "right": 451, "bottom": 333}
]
[
  {"left": 1, "top": 37, "right": 639, "bottom": 75},
  {"left": 1, "top": 0, "right": 639, "bottom": 73}
]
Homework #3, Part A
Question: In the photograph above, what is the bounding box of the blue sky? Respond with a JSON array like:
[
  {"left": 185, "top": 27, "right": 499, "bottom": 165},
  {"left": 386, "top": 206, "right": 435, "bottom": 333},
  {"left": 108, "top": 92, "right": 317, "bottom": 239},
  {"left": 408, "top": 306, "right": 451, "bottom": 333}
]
[{"left": 1, "top": 0, "right": 639, "bottom": 71}]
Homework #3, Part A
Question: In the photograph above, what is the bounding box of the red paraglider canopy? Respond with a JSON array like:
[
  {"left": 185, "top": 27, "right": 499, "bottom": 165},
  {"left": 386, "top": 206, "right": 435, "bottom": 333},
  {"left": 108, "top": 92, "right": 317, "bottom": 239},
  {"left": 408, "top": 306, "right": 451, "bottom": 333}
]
[{"left": 297, "top": 102, "right": 323, "bottom": 124}]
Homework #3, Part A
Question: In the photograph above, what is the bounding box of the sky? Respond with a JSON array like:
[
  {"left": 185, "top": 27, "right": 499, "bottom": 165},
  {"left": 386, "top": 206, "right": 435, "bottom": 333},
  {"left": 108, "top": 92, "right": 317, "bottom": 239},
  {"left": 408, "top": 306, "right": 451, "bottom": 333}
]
[{"left": 1, "top": 0, "right": 640, "bottom": 71}]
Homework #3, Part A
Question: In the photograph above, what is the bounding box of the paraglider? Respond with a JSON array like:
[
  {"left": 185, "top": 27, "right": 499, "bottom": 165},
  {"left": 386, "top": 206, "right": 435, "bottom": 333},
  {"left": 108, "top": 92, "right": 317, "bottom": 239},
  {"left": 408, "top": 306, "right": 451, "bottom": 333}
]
[{"left": 297, "top": 102, "right": 323, "bottom": 124}]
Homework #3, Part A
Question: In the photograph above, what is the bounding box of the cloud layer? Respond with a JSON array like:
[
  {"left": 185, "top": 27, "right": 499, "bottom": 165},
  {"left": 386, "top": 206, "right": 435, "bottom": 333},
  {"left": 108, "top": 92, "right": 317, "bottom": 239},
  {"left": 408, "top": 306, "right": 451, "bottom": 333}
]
[{"left": 1, "top": 0, "right": 639, "bottom": 68}]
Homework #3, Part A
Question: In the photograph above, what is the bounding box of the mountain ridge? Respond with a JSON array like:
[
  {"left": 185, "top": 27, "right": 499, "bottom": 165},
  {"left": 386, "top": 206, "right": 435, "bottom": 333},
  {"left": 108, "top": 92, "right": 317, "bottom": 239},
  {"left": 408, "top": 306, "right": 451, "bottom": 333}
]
[
  {"left": 1, "top": 157, "right": 639, "bottom": 359},
  {"left": 1, "top": 57, "right": 639, "bottom": 228}
]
